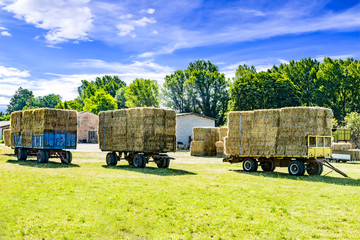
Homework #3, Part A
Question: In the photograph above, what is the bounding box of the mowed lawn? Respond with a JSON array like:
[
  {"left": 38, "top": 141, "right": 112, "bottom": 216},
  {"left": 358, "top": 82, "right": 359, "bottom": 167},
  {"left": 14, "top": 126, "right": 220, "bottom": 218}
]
[{"left": 0, "top": 146, "right": 359, "bottom": 239}]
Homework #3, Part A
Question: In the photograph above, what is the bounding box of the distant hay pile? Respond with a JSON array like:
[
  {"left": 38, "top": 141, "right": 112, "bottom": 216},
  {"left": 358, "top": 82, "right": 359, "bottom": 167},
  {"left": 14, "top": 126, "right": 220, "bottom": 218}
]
[
  {"left": 190, "top": 127, "right": 226, "bottom": 156},
  {"left": 225, "top": 107, "right": 333, "bottom": 156},
  {"left": 190, "top": 127, "right": 219, "bottom": 156},
  {"left": 98, "top": 107, "right": 176, "bottom": 153},
  {"left": 10, "top": 109, "right": 78, "bottom": 148},
  {"left": 216, "top": 127, "right": 228, "bottom": 156},
  {"left": 3, "top": 129, "right": 11, "bottom": 147},
  {"left": 332, "top": 143, "right": 352, "bottom": 151}
]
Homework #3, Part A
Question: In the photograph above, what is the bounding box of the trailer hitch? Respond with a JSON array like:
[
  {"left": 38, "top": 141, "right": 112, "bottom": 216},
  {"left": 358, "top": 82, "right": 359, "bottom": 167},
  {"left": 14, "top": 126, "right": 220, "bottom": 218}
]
[{"left": 316, "top": 159, "right": 349, "bottom": 178}]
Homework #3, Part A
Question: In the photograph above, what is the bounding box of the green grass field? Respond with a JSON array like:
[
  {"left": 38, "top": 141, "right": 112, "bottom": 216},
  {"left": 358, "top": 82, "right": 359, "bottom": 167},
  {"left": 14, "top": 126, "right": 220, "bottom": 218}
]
[{"left": 0, "top": 146, "right": 359, "bottom": 239}]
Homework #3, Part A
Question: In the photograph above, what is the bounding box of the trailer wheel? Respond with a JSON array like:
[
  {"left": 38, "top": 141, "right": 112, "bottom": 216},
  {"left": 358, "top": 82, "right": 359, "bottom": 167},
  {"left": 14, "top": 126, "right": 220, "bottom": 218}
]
[
  {"left": 261, "top": 161, "right": 276, "bottom": 172},
  {"left": 243, "top": 158, "right": 258, "bottom": 172},
  {"left": 17, "top": 148, "right": 27, "bottom": 161},
  {"left": 141, "top": 155, "right": 147, "bottom": 168},
  {"left": 106, "top": 152, "right": 118, "bottom": 166},
  {"left": 133, "top": 154, "right": 145, "bottom": 168},
  {"left": 288, "top": 160, "right": 305, "bottom": 176},
  {"left": 306, "top": 162, "right": 323, "bottom": 175},
  {"left": 156, "top": 158, "right": 170, "bottom": 168},
  {"left": 37, "top": 150, "right": 48, "bottom": 163},
  {"left": 61, "top": 151, "right": 72, "bottom": 164}
]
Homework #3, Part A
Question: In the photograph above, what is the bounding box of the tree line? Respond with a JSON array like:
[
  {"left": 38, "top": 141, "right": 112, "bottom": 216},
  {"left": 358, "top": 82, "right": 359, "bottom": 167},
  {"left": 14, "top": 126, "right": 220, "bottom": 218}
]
[{"left": 3, "top": 57, "right": 360, "bottom": 127}]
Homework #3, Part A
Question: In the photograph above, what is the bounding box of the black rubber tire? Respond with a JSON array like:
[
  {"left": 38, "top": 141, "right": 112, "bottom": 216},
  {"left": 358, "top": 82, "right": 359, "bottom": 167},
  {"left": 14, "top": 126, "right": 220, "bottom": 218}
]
[
  {"left": 141, "top": 155, "right": 147, "bottom": 168},
  {"left": 243, "top": 158, "right": 258, "bottom": 172},
  {"left": 288, "top": 160, "right": 305, "bottom": 176},
  {"left": 306, "top": 163, "right": 323, "bottom": 175},
  {"left": 156, "top": 158, "right": 170, "bottom": 168},
  {"left": 37, "top": 150, "right": 47, "bottom": 163},
  {"left": 45, "top": 151, "right": 50, "bottom": 162},
  {"left": 261, "top": 161, "right": 276, "bottom": 172},
  {"left": 60, "top": 151, "right": 72, "bottom": 164},
  {"left": 17, "top": 148, "right": 27, "bottom": 161},
  {"left": 106, "top": 152, "right": 118, "bottom": 166},
  {"left": 133, "top": 154, "right": 144, "bottom": 168}
]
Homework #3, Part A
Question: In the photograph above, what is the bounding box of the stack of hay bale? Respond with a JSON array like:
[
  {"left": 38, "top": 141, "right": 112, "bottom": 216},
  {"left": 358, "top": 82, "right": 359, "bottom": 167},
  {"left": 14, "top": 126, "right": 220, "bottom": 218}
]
[
  {"left": 332, "top": 143, "right": 352, "bottom": 151},
  {"left": 98, "top": 107, "right": 176, "bottom": 153},
  {"left": 215, "top": 127, "right": 228, "bottom": 156},
  {"left": 225, "top": 107, "right": 333, "bottom": 156},
  {"left": 332, "top": 142, "right": 360, "bottom": 161},
  {"left": 190, "top": 127, "right": 219, "bottom": 156},
  {"left": 10, "top": 109, "right": 78, "bottom": 148},
  {"left": 3, "top": 129, "right": 11, "bottom": 147}
]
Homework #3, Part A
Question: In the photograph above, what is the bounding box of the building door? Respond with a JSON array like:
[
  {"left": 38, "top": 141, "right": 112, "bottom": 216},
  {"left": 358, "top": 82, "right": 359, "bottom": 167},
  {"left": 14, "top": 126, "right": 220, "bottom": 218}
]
[{"left": 88, "top": 131, "right": 98, "bottom": 143}]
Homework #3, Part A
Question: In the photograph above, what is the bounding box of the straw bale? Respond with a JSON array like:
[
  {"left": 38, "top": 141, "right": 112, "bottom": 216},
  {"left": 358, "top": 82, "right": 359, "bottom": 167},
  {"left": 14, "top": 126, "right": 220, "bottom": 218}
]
[
  {"left": 216, "top": 141, "right": 226, "bottom": 156},
  {"left": 192, "top": 127, "right": 219, "bottom": 155},
  {"left": 3, "top": 129, "right": 11, "bottom": 147},
  {"left": 225, "top": 107, "right": 333, "bottom": 157},
  {"left": 332, "top": 143, "right": 352, "bottom": 151},
  {"left": 10, "top": 108, "right": 78, "bottom": 148},
  {"left": 99, "top": 107, "right": 176, "bottom": 153},
  {"left": 348, "top": 149, "right": 360, "bottom": 160},
  {"left": 190, "top": 141, "right": 205, "bottom": 156},
  {"left": 218, "top": 127, "right": 228, "bottom": 141}
]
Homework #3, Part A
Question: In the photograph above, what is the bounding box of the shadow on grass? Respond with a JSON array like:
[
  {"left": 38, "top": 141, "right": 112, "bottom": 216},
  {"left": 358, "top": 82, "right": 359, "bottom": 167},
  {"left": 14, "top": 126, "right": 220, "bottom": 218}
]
[
  {"left": 229, "top": 169, "right": 360, "bottom": 186},
  {"left": 102, "top": 165, "right": 196, "bottom": 176},
  {"left": 7, "top": 159, "right": 80, "bottom": 168}
]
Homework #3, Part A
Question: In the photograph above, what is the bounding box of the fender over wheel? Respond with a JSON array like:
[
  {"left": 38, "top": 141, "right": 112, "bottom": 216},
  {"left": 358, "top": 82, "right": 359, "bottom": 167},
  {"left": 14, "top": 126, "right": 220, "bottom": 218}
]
[{"left": 243, "top": 158, "right": 258, "bottom": 172}]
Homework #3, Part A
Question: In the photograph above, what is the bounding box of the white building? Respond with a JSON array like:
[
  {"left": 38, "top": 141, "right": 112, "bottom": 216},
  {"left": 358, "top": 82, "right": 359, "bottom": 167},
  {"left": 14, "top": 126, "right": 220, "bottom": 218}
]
[
  {"left": 176, "top": 113, "right": 216, "bottom": 147},
  {"left": 0, "top": 121, "right": 10, "bottom": 140}
]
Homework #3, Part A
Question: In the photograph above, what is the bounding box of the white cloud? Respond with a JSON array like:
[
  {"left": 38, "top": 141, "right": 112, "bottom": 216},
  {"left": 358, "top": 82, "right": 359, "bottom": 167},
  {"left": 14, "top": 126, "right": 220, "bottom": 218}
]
[
  {"left": 0, "top": 65, "right": 30, "bottom": 78},
  {"left": 2, "top": 0, "right": 93, "bottom": 44},
  {"left": 140, "top": 8, "right": 155, "bottom": 14},
  {"left": 117, "top": 16, "right": 156, "bottom": 37},
  {"left": 1, "top": 31, "right": 11, "bottom": 36}
]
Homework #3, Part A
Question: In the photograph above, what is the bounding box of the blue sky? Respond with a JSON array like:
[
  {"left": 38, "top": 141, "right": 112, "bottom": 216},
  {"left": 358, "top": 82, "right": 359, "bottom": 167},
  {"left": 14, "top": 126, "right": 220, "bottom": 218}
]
[{"left": 0, "top": 0, "right": 359, "bottom": 112}]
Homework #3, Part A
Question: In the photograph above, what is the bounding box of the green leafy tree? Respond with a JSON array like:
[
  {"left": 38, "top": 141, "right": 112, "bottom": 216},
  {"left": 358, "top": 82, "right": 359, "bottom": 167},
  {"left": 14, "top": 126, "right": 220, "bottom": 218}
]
[
  {"left": 7, "top": 87, "right": 34, "bottom": 113},
  {"left": 125, "top": 78, "right": 160, "bottom": 108},
  {"left": 55, "top": 98, "right": 84, "bottom": 112},
  {"left": 345, "top": 112, "right": 360, "bottom": 149},
  {"left": 78, "top": 75, "right": 126, "bottom": 100},
  {"left": 229, "top": 66, "right": 300, "bottom": 111},
  {"left": 184, "top": 60, "right": 229, "bottom": 125},
  {"left": 83, "top": 89, "right": 118, "bottom": 114},
  {"left": 33, "top": 94, "right": 62, "bottom": 108},
  {"left": 0, "top": 112, "right": 10, "bottom": 121},
  {"left": 162, "top": 70, "right": 191, "bottom": 112},
  {"left": 114, "top": 87, "right": 127, "bottom": 109}
]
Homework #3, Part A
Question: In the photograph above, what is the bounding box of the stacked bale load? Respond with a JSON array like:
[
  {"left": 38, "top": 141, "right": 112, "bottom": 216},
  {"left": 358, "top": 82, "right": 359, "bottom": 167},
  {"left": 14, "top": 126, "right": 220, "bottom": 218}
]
[
  {"left": 190, "top": 127, "right": 219, "bottom": 156},
  {"left": 10, "top": 109, "right": 78, "bottom": 148},
  {"left": 216, "top": 127, "right": 228, "bottom": 156},
  {"left": 225, "top": 107, "right": 333, "bottom": 156},
  {"left": 276, "top": 107, "right": 333, "bottom": 156},
  {"left": 224, "top": 111, "right": 253, "bottom": 156},
  {"left": 98, "top": 107, "right": 176, "bottom": 153},
  {"left": 3, "top": 129, "right": 11, "bottom": 147}
]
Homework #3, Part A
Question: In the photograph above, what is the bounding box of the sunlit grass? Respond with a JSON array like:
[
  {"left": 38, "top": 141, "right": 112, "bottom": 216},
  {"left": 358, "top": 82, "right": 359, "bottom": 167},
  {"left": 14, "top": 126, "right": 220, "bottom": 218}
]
[{"left": 0, "top": 146, "right": 359, "bottom": 239}]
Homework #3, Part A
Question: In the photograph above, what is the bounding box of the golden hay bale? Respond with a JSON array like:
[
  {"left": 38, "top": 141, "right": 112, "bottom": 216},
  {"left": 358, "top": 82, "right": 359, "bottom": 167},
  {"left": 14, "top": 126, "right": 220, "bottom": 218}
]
[
  {"left": 218, "top": 127, "right": 228, "bottom": 141},
  {"left": 99, "top": 107, "right": 176, "bottom": 153},
  {"left": 3, "top": 129, "right": 11, "bottom": 147},
  {"left": 348, "top": 149, "right": 360, "bottom": 160},
  {"left": 190, "top": 141, "right": 205, "bottom": 156},
  {"left": 332, "top": 143, "right": 352, "bottom": 151},
  {"left": 225, "top": 107, "right": 333, "bottom": 157}
]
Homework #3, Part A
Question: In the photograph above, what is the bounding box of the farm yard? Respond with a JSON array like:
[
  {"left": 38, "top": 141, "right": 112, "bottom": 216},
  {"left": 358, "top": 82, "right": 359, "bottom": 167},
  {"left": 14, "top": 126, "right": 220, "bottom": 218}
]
[{"left": 0, "top": 146, "right": 359, "bottom": 239}]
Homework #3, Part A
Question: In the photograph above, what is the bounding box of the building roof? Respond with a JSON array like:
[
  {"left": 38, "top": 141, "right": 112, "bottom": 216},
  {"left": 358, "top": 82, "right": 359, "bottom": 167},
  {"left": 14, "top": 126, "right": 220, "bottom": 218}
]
[
  {"left": 78, "top": 111, "right": 98, "bottom": 116},
  {"left": 176, "top": 112, "right": 216, "bottom": 121},
  {"left": 0, "top": 121, "right": 10, "bottom": 128}
]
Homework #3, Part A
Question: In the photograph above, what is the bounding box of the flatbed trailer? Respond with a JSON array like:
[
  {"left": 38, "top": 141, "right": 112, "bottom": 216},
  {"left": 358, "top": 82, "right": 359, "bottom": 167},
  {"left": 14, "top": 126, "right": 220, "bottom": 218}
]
[
  {"left": 14, "top": 131, "right": 76, "bottom": 164},
  {"left": 105, "top": 151, "right": 174, "bottom": 168},
  {"left": 224, "top": 135, "right": 347, "bottom": 177}
]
